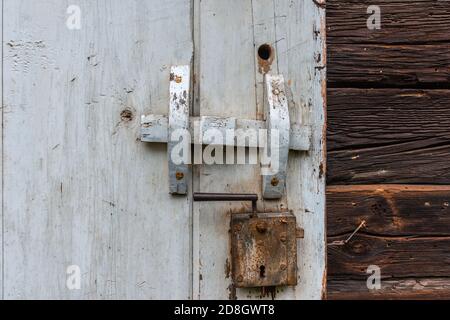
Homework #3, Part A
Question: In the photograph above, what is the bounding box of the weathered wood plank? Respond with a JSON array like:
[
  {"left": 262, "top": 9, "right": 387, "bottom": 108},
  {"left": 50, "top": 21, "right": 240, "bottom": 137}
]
[
  {"left": 0, "top": 0, "right": 3, "bottom": 299},
  {"left": 275, "top": 0, "right": 327, "bottom": 300},
  {"left": 327, "top": 88, "right": 450, "bottom": 184},
  {"left": 327, "top": 89, "right": 450, "bottom": 185},
  {"left": 328, "top": 278, "right": 450, "bottom": 300},
  {"left": 193, "top": 0, "right": 260, "bottom": 300},
  {"left": 327, "top": 0, "right": 450, "bottom": 44},
  {"left": 328, "top": 234, "right": 450, "bottom": 279},
  {"left": 328, "top": 89, "right": 450, "bottom": 151},
  {"left": 328, "top": 45, "right": 450, "bottom": 87},
  {"left": 327, "top": 185, "right": 450, "bottom": 237},
  {"left": 3, "top": 0, "right": 192, "bottom": 299},
  {"left": 194, "top": 0, "right": 326, "bottom": 300},
  {"left": 329, "top": 143, "right": 450, "bottom": 185}
]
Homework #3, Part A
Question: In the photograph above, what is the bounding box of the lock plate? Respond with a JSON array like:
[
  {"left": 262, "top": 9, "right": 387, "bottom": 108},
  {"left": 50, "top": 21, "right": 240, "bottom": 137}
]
[{"left": 231, "top": 212, "right": 297, "bottom": 288}]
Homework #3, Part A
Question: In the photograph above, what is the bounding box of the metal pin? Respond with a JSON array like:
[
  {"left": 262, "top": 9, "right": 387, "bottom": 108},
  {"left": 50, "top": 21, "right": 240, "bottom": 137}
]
[{"left": 329, "top": 220, "right": 366, "bottom": 246}]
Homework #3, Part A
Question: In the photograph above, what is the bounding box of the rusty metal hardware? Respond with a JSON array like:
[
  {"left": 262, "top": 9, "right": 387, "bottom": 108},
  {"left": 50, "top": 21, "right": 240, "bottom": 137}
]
[
  {"left": 141, "top": 65, "right": 312, "bottom": 198},
  {"left": 193, "top": 192, "right": 258, "bottom": 213},
  {"left": 193, "top": 192, "right": 298, "bottom": 288},
  {"left": 231, "top": 212, "right": 298, "bottom": 288}
]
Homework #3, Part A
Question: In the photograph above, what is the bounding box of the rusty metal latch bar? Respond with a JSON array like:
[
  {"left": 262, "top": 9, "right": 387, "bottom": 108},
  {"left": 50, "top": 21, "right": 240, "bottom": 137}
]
[{"left": 193, "top": 192, "right": 258, "bottom": 214}]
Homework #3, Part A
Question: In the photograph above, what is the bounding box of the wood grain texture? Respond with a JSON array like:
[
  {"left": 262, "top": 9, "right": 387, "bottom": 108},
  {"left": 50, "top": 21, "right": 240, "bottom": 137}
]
[
  {"left": 0, "top": 0, "right": 3, "bottom": 299},
  {"left": 327, "top": 0, "right": 450, "bottom": 300},
  {"left": 193, "top": 0, "right": 326, "bottom": 300},
  {"left": 3, "top": 0, "right": 193, "bottom": 299},
  {"left": 329, "top": 234, "right": 450, "bottom": 279},
  {"left": 328, "top": 185, "right": 450, "bottom": 298},
  {"left": 328, "top": 89, "right": 450, "bottom": 151},
  {"left": 327, "top": 185, "right": 450, "bottom": 237},
  {"left": 328, "top": 278, "right": 450, "bottom": 300},
  {"left": 327, "top": 89, "right": 450, "bottom": 184},
  {"left": 329, "top": 139, "right": 450, "bottom": 185},
  {"left": 328, "top": 45, "right": 450, "bottom": 87},
  {"left": 327, "top": 0, "right": 450, "bottom": 45}
]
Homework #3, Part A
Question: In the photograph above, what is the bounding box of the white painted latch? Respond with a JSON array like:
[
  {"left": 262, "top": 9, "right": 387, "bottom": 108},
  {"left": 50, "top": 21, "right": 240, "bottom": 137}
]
[{"left": 141, "top": 65, "right": 311, "bottom": 198}]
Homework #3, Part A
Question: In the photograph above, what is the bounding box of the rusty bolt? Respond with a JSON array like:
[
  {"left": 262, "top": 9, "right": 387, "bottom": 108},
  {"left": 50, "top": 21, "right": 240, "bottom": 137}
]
[
  {"left": 237, "top": 275, "right": 244, "bottom": 283},
  {"left": 176, "top": 172, "right": 184, "bottom": 180},
  {"left": 271, "top": 177, "right": 279, "bottom": 187},
  {"left": 280, "top": 264, "right": 287, "bottom": 271},
  {"left": 256, "top": 221, "right": 268, "bottom": 234},
  {"left": 175, "top": 75, "right": 183, "bottom": 83}
]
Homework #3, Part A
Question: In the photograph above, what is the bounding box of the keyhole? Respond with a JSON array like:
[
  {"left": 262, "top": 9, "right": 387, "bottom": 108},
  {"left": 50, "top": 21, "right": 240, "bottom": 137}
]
[{"left": 260, "top": 265, "right": 266, "bottom": 278}]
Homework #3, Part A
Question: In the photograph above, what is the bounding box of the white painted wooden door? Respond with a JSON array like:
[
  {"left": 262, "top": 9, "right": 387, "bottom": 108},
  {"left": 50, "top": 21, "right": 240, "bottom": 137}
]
[{"left": 1, "top": 0, "right": 326, "bottom": 300}]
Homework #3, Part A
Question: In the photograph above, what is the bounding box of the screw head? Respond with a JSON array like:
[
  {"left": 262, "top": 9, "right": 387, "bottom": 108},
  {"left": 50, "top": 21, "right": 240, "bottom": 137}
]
[
  {"left": 176, "top": 172, "right": 184, "bottom": 180},
  {"left": 271, "top": 177, "right": 279, "bottom": 187}
]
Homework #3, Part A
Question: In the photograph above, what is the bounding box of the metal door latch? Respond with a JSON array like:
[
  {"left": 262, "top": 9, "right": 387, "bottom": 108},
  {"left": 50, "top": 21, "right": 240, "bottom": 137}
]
[
  {"left": 141, "top": 65, "right": 311, "bottom": 199},
  {"left": 193, "top": 192, "right": 304, "bottom": 288}
]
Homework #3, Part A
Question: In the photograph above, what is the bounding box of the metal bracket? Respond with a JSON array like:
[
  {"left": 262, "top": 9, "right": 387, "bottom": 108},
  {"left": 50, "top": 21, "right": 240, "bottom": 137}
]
[
  {"left": 141, "top": 65, "right": 311, "bottom": 198},
  {"left": 168, "top": 66, "right": 190, "bottom": 194},
  {"left": 262, "top": 74, "right": 290, "bottom": 199}
]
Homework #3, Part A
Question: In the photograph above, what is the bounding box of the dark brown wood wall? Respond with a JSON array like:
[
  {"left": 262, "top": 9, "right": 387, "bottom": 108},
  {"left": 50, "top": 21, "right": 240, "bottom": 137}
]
[{"left": 327, "top": 0, "right": 450, "bottom": 299}]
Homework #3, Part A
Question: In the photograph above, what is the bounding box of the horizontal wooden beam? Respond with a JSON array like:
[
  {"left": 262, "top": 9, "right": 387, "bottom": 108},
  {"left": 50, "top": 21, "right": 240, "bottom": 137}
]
[
  {"left": 327, "top": 185, "right": 450, "bottom": 237},
  {"left": 327, "top": 0, "right": 450, "bottom": 44},
  {"left": 327, "top": 89, "right": 450, "bottom": 184},
  {"left": 328, "top": 278, "right": 450, "bottom": 300},
  {"left": 328, "top": 234, "right": 450, "bottom": 279},
  {"left": 328, "top": 45, "right": 450, "bottom": 87},
  {"left": 327, "top": 184, "right": 450, "bottom": 299},
  {"left": 328, "top": 89, "right": 450, "bottom": 151}
]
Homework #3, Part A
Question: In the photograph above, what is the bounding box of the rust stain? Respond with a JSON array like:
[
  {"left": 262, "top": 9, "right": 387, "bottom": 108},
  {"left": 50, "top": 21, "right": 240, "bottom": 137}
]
[
  {"left": 231, "top": 212, "right": 297, "bottom": 289},
  {"left": 271, "top": 177, "right": 280, "bottom": 187},
  {"left": 228, "top": 284, "right": 237, "bottom": 300},
  {"left": 225, "top": 259, "right": 231, "bottom": 279},
  {"left": 175, "top": 172, "right": 184, "bottom": 181},
  {"left": 321, "top": 267, "right": 328, "bottom": 300},
  {"left": 261, "top": 286, "right": 277, "bottom": 300},
  {"left": 257, "top": 44, "right": 275, "bottom": 74},
  {"left": 312, "top": 0, "right": 326, "bottom": 8},
  {"left": 170, "top": 72, "right": 183, "bottom": 83},
  {"left": 319, "top": 162, "right": 325, "bottom": 179},
  {"left": 120, "top": 108, "right": 134, "bottom": 122}
]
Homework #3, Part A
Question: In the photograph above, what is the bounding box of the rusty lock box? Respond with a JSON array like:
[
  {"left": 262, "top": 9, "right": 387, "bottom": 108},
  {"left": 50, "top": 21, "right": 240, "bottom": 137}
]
[
  {"left": 193, "top": 192, "right": 299, "bottom": 288},
  {"left": 231, "top": 212, "right": 297, "bottom": 288}
]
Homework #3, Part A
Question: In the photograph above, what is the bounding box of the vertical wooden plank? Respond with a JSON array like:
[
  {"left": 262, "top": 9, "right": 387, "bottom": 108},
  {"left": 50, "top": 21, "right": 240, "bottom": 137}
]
[
  {"left": 3, "top": 0, "right": 192, "bottom": 299},
  {"left": 0, "top": 0, "right": 3, "bottom": 300},
  {"left": 252, "top": 0, "right": 278, "bottom": 120},
  {"left": 194, "top": 0, "right": 326, "bottom": 300},
  {"left": 194, "top": 0, "right": 261, "bottom": 300},
  {"left": 275, "top": 0, "right": 327, "bottom": 299}
]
